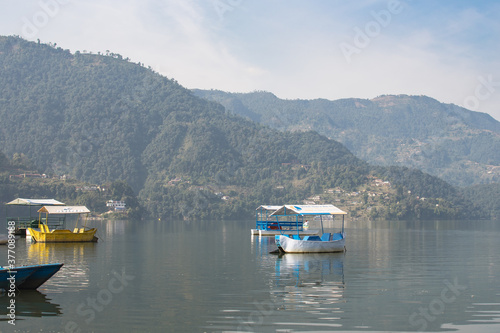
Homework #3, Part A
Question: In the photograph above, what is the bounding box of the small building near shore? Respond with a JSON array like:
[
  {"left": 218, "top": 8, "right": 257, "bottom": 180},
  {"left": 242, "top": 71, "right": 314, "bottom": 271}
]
[{"left": 106, "top": 200, "right": 126, "bottom": 211}]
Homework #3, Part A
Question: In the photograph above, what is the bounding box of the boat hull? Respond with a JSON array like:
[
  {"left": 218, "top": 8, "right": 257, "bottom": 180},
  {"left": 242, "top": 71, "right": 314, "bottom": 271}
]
[
  {"left": 0, "top": 266, "right": 39, "bottom": 290},
  {"left": 17, "top": 263, "right": 64, "bottom": 289},
  {"left": 277, "top": 234, "right": 346, "bottom": 253},
  {"left": 28, "top": 228, "right": 98, "bottom": 243},
  {"left": 0, "top": 263, "right": 64, "bottom": 290}
]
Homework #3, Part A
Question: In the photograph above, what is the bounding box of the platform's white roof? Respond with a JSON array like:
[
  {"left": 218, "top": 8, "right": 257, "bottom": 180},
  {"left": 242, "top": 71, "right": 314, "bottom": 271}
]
[
  {"left": 38, "top": 206, "right": 90, "bottom": 214},
  {"left": 255, "top": 205, "right": 282, "bottom": 211},
  {"left": 270, "top": 204, "right": 347, "bottom": 216},
  {"left": 6, "top": 198, "right": 65, "bottom": 206}
]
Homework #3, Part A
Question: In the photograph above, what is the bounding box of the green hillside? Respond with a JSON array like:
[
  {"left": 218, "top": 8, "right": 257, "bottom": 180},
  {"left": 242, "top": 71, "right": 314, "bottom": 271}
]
[
  {"left": 0, "top": 36, "right": 488, "bottom": 220},
  {"left": 0, "top": 151, "right": 140, "bottom": 218},
  {"left": 193, "top": 90, "right": 500, "bottom": 187},
  {"left": 461, "top": 183, "right": 500, "bottom": 219}
]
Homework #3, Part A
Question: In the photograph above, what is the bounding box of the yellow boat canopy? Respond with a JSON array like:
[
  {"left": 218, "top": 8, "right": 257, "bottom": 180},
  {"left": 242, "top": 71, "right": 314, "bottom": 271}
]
[
  {"left": 38, "top": 206, "right": 91, "bottom": 214},
  {"left": 270, "top": 204, "right": 347, "bottom": 216},
  {"left": 7, "top": 198, "right": 65, "bottom": 206}
]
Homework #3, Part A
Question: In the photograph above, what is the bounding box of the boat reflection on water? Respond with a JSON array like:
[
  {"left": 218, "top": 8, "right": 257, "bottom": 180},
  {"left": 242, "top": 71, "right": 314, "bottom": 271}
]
[
  {"left": 27, "top": 242, "right": 97, "bottom": 263},
  {"left": 272, "top": 253, "right": 345, "bottom": 311},
  {"left": 0, "top": 290, "right": 62, "bottom": 321},
  {"left": 27, "top": 242, "right": 96, "bottom": 292}
]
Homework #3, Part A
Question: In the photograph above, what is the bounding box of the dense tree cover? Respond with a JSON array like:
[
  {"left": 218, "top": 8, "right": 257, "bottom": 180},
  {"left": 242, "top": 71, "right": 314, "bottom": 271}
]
[
  {"left": 461, "top": 184, "right": 500, "bottom": 219},
  {"left": 371, "top": 166, "right": 482, "bottom": 219},
  {"left": 377, "top": 166, "right": 457, "bottom": 199},
  {"left": 0, "top": 36, "right": 493, "bottom": 220},
  {"left": 193, "top": 90, "right": 500, "bottom": 187},
  {"left": 0, "top": 152, "right": 8, "bottom": 170},
  {"left": 0, "top": 151, "right": 141, "bottom": 218}
]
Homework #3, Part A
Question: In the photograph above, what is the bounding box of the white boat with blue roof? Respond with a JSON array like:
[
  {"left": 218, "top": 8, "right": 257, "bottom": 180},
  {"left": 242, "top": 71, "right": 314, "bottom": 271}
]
[{"left": 270, "top": 204, "right": 347, "bottom": 253}]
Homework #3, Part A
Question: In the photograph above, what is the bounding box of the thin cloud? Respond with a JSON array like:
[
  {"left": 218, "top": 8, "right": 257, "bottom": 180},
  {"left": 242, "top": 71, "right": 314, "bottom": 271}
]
[{"left": 0, "top": 0, "right": 499, "bottom": 120}]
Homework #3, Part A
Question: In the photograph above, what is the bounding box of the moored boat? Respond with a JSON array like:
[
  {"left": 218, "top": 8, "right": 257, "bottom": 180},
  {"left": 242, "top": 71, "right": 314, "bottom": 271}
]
[
  {"left": 0, "top": 263, "right": 63, "bottom": 290},
  {"left": 17, "top": 263, "right": 64, "bottom": 289},
  {"left": 0, "top": 266, "right": 39, "bottom": 290},
  {"left": 28, "top": 206, "right": 98, "bottom": 243},
  {"left": 271, "top": 205, "right": 347, "bottom": 254}
]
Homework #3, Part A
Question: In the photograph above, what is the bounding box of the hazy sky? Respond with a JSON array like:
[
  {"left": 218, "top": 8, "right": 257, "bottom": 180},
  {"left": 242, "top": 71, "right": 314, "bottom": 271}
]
[{"left": 1, "top": 0, "right": 499, "bottom": 120}]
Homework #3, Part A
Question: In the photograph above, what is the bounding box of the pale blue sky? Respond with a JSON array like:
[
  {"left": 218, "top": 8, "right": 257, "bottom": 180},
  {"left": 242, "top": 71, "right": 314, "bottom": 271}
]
[{"left": 1, "top": 0, "right": 499, "bottom": 120}]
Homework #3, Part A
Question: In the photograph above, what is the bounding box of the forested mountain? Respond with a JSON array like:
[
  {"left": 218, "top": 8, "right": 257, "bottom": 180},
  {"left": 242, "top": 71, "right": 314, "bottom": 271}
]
[
  {"left": 193, "top": 90, "right": 500, "bottom": 187},
  {"left": 0, "top": 36, "right": 492, "bottom": 220}
]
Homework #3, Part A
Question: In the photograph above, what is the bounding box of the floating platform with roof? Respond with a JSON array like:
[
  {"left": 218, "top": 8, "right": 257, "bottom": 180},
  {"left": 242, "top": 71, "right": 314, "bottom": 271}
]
[
  {"left": 252, "top": 205, "right": 320, "bottom": 236},
  {"left": 5, "top": 198, "right": 66, "bottom": 235}
]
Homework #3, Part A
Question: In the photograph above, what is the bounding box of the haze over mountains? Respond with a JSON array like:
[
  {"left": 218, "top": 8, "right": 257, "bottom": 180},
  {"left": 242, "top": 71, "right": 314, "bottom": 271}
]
[
  {"left": 193, "top": 90, "right": 500, "bottom": 187},
  {"left": 0, "top": 35, "right": 498, "bottom": 220}
]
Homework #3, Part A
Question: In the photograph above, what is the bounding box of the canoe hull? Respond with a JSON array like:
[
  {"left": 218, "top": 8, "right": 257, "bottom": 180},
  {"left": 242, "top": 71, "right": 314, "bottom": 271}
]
[
  {"left": 277, "top": 234, "right": 345, "bottom": 253},
  {"left": 17, "top": 263, "right": 64, "bottom": 289},
  {"left": 0, "top": 263, "right": 63, "bottom": 290},
  {"left": 0, "top": 266, "right": 38, "bottom": 290}
]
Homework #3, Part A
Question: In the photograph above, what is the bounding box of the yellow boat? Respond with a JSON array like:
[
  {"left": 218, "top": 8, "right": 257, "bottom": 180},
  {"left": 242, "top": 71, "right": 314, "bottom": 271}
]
[{"left": 27, "top": 206, "right": 98, "bottom": 243}]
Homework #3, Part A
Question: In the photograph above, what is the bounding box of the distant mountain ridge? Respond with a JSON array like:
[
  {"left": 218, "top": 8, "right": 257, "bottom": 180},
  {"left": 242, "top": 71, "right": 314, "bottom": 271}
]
[{"left": 193, "top": 90, "right": 500, "bottom": 187}]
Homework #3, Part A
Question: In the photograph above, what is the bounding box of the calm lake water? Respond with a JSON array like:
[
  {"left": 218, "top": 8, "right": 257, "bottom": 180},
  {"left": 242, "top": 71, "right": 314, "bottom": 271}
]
[{"left": 1, "top": 218, "right": 500, "bottom": 332}]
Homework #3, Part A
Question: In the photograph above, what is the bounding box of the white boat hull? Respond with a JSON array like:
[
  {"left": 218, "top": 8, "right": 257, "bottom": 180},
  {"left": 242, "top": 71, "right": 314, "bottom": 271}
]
[{"left": 277, "top": 234, "right": 345, "bottom": 253}]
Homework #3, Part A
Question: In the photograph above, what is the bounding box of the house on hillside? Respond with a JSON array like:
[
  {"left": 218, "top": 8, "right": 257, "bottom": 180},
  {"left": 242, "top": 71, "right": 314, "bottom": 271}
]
[{"left": 106, "top": 200, "right": 126, "bottom": 211}]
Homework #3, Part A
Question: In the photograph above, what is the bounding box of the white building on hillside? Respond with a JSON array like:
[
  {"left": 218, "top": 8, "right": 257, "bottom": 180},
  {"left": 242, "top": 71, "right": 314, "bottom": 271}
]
[{"left": 106, "top": 200, "right": 126, "bottom": 211}]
